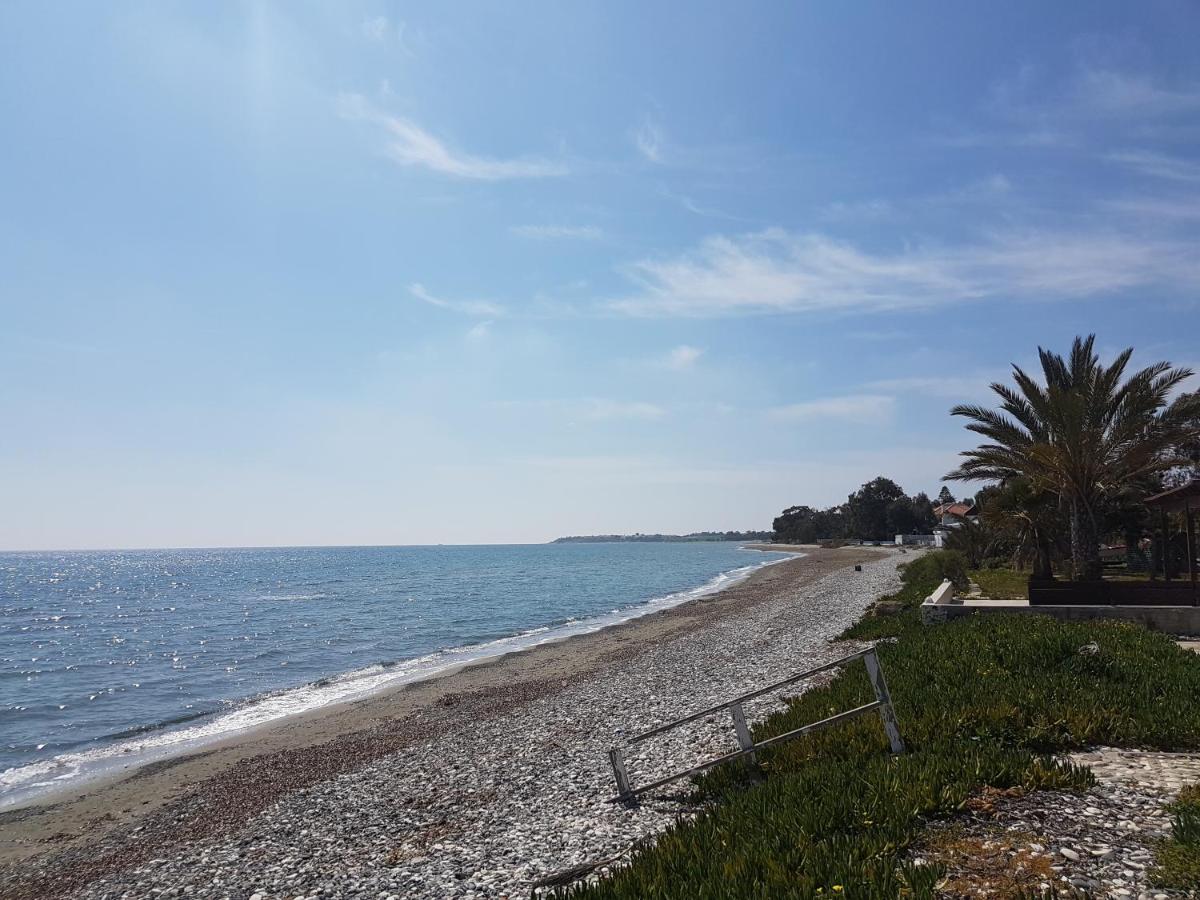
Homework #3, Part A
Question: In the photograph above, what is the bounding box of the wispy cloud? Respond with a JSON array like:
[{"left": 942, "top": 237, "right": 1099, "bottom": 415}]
[
  {"left": 1069, "top": 68, "right": 1200, "bottom": 119},
  {"left": 465, "top": 320, "right": 493, "bottom": 342},
  {"left": 633, "top": 117, "right": 664, "bottom": 163},
  {"left": 768, "top": 395, "right": 895, "bottom": 424},
  {"left": 662, "top": 345, "right": 703, "bottom": 370},
  {"left": 361, "top": 16, "right": 389, "bottom": 42},
  {"left": 510, "top": 224, "right": 604, "bottom": 240},
  {"left": 608, "top": 227, "right": 1200, "bottom": 317},
  {"left": 339, "top": 94, "right": 567, "bottom": 180},
  {"left": 1104, "top": 195, "right": 1200, "bottom": 220},
  {"left": 1108, "top": 150, "right": 1200, "bottom": 184},
  {"left": 410, "top": 283, "right": 505, "bottom": 317}
]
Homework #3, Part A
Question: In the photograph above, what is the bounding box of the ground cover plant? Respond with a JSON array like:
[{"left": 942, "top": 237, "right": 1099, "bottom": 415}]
[
  {"left": 1151, "top": 784, "right": 1200, "bottom": 891},
  {"left": 566, "top": 562, "right": 1200, "bottom": 899},
  {"left": 969, "top": 566, "right": 1028, "bottom": 600}
]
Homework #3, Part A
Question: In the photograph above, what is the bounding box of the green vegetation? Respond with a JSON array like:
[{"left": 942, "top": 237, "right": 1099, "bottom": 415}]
[
  {"left": 566, "top": 562, "right": 1200, "bottom": 899},
  {"left": 773, "top": 476, "right": 937, "bottom": 544},
  {"left": 1151, "top": 785, "right": 1200, "bottom": 891},
  {"left": 969, "top": 567, "right": 1028, "bottom": 600},
  {"left": 947, "top": 334, "right": 1199, "bottom": 581},
  {"left": 897, "top": 549, "right": 969, "bottom": 593}
]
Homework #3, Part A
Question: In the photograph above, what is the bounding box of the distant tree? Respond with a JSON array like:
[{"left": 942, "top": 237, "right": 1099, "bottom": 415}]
[
  {"left": 911, "top": 492, "right": 937, "bottom": 532},
  {"left": 772, "top": 505, "right": 823, "bottom": 544},
  {"left": 846, "top": 476, "right": 908, "bottom": 541},
  {"left": 885, "top": 492, "right": 936, "bottom": 536},
  {"left": 937, "top": 486, "right": 956, "bottom": 506}
]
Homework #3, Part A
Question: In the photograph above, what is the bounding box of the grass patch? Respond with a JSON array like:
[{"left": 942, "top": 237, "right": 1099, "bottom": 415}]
[
  {"left": 970, "top": 567, "right": 1029, "bottom": 600},
  {"left": 1151, "top": 786, "right": 1200, "bottom": 891},
  {"left": 566, "top": 576, "right": 1200, "bottom": 899}
]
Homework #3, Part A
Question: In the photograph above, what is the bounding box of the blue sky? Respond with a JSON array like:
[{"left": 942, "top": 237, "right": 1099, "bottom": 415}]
[{"left": 3, "top": 1, "right": 1199, "bottom": 549}]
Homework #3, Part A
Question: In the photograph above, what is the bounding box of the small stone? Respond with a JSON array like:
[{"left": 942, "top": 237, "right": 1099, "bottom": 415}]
[{"left": 1059, "top": 848, "right": 1080, "bottom": 862}]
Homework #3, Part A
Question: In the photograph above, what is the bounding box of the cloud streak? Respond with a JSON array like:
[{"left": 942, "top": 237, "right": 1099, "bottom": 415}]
[
  {"left": 339, "top": 94, "right": 567, "bottom": 180},
  {"left": 510, "top": 224, "right": 604, "bottom": 240},
  {"left": 634, "top": 118, "right": 664, "bottom": 163},
  {"left": 608, "top": 227, "right": 1200, "bottom": 317},
  {"left": 1108, "top": 150, "right": 1200, "bottom": 184},
  {"left": 769, "top": 395, "right": 895, "bottom": 424},
  {"left": 410, "top": 283, "right": 505, "bottom": 317},
  {"left": 663, "top": 345, "right": 703, "bottom": 370}
]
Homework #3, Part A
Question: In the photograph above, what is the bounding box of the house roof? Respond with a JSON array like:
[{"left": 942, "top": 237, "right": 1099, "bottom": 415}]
[
  {"left": 934, "top": 501, "right": 976, "bottom": 518},
  {"left": 1144, "top": 479, "right": 1200, "bottom": 513}
]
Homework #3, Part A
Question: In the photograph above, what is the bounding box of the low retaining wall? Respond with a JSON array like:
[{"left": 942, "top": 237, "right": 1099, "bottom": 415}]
[{"left": 924, "top": 602, "right": 1200, "bottom": 636}]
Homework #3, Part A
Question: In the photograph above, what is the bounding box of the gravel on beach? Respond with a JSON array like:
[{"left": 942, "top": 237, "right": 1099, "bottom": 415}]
[{"left": 59, "top": 552, "right": 904, "bottom": 899}]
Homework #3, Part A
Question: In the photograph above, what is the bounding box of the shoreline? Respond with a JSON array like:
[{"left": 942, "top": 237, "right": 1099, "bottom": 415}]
[
  {"left": 0, "top": 546, "right": 891, "bottom": 899},
  {"left": 0, "top": 546, "right": 799, "bottom": 814}
]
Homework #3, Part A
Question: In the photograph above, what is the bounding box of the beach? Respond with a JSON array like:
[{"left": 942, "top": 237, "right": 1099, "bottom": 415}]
[{"left": 0, "top": 546, "right": 898, "bottom": 899}]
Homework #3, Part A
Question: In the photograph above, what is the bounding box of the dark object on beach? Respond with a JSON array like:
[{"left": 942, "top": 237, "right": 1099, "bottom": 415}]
[{"left": 854, "top": 564, "right": 862, "bottom": 572}]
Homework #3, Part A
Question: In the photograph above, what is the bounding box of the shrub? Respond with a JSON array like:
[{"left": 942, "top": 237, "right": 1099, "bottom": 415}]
[{"left": 899, "top": 549, "right": 970, "bottom": 592}]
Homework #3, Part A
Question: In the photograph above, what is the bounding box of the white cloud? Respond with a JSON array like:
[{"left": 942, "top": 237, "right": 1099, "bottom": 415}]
[
  {"left": 338, "top": 93, "right": 567, "bottom": 180},
  {"left": 1108, "top": 150, "right": 1200, "bottom": 184},
  {"left": 663, "top": 345, "right": 703, "bottom": 370},
  {"left": 1070, "top": 68, "right": 1200, "bottom": 119},
  {"left": 361, "top": 16, "right": 389, "bottom": 41},
  {"left": 768, "top": 395, "right": 895, "bottom": 424},
  {"left": 510, "top": 224, "right": 604, "bottom": 240},
  {"left": 410, "top": 283, "right": 505, "bottom": 317},
  {"left": 634, "top": 118, "right": 664, "bottom": 163},
  {"left": 608, "top": 227, "right": 1200, "bottom": 317},
  {"left": 465, "top": 320, "right": 493, "bottom": 342}
]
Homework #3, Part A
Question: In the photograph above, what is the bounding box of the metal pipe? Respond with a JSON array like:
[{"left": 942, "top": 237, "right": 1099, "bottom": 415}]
[
  {"left": 627, "top": 648, "right": 871, "bottom": 744},
  {"left": 609, "top": 700, "right": 884, "bottom": 802}
]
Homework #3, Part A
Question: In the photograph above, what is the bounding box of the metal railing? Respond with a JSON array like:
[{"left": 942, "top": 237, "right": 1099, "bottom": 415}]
[{"left": 607, "top": 645, "right": 904, "bottom": 803}]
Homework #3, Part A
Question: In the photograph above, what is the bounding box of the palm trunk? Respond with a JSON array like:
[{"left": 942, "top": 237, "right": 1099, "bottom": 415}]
[
  {"left": 1069, "top": 498, "right": 1103, "bottom": 581},
  {"left": 1032, "top": 530, "right": 1053, "bottom": 580}
]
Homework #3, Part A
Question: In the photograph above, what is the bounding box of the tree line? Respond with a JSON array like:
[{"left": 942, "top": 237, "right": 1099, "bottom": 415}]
[{"left": 772, "top": 477, "right": 951, "bottom": 544}]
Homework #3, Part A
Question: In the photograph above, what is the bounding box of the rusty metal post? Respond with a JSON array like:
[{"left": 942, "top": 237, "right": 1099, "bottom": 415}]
[{"left": 864, "top": 648, "right": 905, "bottom": 754}]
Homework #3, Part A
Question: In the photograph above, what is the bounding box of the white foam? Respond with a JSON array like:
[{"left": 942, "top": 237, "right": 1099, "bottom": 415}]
[{"left": 0, "top": 549, "right": 797, "bottom": 809}]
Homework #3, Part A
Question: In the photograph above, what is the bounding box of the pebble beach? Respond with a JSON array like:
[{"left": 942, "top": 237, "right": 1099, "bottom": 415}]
[{"left": 1, "top": 547, "right": 898, "bottom": 899}]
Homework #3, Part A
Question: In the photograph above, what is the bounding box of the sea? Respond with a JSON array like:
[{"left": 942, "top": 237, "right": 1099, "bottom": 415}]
[{"left": 0, "top": 542, "right": 790, "bottom": 807}]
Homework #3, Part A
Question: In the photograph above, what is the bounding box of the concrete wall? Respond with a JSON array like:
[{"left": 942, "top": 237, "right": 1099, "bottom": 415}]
[{"left": 922, "top": 602, "right": 1200, "bottom": 636}]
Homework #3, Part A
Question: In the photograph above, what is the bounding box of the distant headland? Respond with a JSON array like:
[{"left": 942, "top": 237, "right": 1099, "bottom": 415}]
[{"left": 550, "top": 531, "right": 773, "bottom": 544}]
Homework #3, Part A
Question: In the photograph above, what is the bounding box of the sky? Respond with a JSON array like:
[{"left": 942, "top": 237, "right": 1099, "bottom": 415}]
[{"left": 3, "top": 1, "right": 1200, "bottom": 550}]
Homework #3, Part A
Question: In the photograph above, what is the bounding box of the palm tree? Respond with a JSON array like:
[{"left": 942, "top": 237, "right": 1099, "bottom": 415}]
[
  {"left": 946, "top": 336, "right": 1200, "bottom": 581},
  {"left": 979, "top": 477, "right": 1062, "bottom": 580}
]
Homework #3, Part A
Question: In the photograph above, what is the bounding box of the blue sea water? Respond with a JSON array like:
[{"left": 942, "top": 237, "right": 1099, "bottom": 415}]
[{"left": 0, "top": 542, "right": 788, "bottom": 805}]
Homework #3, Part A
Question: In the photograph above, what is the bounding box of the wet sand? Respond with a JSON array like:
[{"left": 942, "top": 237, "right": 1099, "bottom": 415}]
[{"left": 0, "top": 546, "right": 884, "bottom": 898}]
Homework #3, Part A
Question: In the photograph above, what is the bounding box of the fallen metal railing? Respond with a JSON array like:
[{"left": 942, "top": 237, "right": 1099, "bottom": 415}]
[{"left": 607, "top": 645, "right": 904, "bottom": 803}]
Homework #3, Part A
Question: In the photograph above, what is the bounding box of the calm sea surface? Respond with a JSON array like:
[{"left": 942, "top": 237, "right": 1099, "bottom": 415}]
[{"left": 0, "top": 542, "right": 787, "bottom": 803}]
